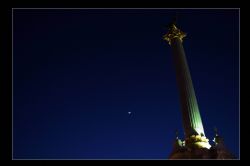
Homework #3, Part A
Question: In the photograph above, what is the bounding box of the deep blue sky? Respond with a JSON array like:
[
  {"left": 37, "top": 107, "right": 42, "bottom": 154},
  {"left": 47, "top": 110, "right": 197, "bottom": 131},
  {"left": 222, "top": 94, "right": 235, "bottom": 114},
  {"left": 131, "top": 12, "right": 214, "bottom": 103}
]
[{"left": 13, "top": 9, "right": 239, "bottom": 159}]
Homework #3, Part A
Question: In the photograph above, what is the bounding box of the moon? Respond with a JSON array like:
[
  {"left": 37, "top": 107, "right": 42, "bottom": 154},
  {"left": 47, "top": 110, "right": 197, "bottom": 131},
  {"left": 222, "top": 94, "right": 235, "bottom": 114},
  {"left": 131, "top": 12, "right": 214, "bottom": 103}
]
[{"left": 128, "top": 112, "right": 131, "bottom": 115}]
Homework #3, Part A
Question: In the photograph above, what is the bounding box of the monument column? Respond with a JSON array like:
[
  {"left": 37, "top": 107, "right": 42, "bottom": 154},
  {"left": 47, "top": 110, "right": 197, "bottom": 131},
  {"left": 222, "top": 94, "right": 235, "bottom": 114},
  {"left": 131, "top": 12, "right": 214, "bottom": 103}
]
[{"left": 163, "top": 23, "right": 210, "bottom": 149}]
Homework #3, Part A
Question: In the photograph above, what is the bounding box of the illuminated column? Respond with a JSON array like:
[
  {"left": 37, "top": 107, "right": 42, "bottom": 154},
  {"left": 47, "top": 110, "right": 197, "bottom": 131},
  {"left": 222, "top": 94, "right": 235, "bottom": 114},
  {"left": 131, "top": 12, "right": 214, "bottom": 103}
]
[{"left": 163, "top": 24, "right": 211, "bottom": 149}]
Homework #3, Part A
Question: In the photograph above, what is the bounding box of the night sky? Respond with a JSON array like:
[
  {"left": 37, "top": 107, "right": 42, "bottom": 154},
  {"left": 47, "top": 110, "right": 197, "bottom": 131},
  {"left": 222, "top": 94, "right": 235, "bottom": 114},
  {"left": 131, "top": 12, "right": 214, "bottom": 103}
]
[{"left": 13, "top": 9, "right": 239, "bottom": 159}]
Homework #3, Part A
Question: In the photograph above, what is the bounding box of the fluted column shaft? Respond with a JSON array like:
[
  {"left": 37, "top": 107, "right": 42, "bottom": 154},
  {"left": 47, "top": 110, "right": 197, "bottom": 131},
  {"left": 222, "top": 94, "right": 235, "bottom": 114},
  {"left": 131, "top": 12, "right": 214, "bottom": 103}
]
[{"left": 170, "top": 37, "right": 205, "bottom": 138}]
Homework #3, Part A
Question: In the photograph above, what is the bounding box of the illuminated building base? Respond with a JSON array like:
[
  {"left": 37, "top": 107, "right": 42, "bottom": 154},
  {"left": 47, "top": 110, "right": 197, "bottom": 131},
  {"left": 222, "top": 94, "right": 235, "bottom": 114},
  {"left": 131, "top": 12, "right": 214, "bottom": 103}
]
[{"left": 168, "top": 134, "right": 236, "bottom": 159}]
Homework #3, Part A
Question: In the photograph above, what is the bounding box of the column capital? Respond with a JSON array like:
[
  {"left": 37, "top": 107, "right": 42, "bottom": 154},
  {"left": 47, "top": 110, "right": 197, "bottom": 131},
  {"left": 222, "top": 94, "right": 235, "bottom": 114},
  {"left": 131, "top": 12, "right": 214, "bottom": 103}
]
[{"left": 163, "top": 24, "right": 186, "bottom": 45}]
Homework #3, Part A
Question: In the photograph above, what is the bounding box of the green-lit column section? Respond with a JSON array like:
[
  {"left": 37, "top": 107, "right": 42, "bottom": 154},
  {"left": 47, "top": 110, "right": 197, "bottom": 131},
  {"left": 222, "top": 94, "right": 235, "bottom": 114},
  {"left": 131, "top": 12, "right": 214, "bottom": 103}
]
[{"left": 163, "top": 24, "right": 211, "bottom": 149}]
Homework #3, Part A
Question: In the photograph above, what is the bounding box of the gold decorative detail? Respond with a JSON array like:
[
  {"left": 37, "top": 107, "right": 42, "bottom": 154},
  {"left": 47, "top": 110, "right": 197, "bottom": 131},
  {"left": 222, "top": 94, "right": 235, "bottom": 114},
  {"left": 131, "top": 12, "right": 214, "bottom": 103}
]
[
  {"left": 185, "top": 135, "right": 211, "bottom": 149},
  {"left": 163, "top": 24, "right": 186, "bottom": 45}
]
